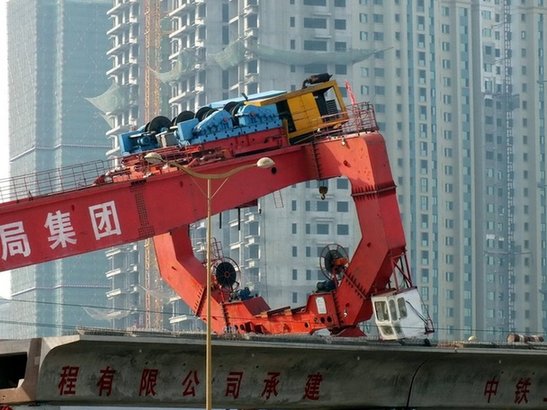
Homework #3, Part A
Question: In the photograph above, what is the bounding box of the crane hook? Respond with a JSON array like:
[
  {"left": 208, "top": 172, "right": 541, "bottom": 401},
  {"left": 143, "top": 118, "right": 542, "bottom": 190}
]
[{"left": 319, "top": 185, "right": 328, "bottom": 200}]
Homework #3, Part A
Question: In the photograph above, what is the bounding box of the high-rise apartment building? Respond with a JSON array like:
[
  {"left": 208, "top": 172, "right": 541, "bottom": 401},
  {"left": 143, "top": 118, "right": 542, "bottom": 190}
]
[
  {"left": 353, "top": 0, "right": 547, "bottom": 341},
  {"left": 6, "top": 0, "right": 112, "bottom": 338}
]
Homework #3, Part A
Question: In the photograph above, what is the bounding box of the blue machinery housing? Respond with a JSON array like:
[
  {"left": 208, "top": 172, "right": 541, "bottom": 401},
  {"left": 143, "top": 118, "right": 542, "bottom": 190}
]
[{"left": 118, "top": 77, "right": 351, "bottom": 156}]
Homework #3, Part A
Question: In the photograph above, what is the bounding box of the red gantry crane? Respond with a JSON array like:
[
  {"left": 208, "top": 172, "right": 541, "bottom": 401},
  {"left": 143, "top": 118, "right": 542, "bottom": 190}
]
[{"left": 0, "top": 75, "right": 433, "bottom": 340}]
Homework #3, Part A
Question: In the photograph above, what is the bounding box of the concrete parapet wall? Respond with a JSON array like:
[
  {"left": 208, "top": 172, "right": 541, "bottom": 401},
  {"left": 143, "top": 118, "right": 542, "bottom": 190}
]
[{"left": 1, "top": 334, "right": 547, "bottom": 409}]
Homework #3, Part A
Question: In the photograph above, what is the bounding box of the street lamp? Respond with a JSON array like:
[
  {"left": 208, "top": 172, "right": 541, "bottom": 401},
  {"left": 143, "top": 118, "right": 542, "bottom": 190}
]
[{"left": 144, "top": 152, "right": 275, "bottom": 410}]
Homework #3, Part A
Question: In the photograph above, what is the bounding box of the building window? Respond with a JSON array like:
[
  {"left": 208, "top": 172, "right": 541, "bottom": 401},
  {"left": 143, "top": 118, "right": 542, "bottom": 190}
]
[
  {"left": 335, "top": 42, "right": 347, "bottom": 51},
  {"left": 337, "top": 178, "right": 349, "bottom": 189},
  {"left": 373, "top": 32, "right": 384, "bottom": 41},
  {"left": 316, "top": 201, "right": 329, "bottom": 211},
  {"left": 304, "top": 40, "right": 327, "bottom": 51},
  {"left": 304, "top": 63, "right": 328, "bottom": 73},
  {"left": 374, "top": 86, "right": 385, "bottom": 95},
  {"left": 292, "top": 246, "right": 297, "bottom": 257},
  {"left": 249, "top": 244, "right": 259, "bottom": 258},
  {"left": 292, "top": 269, "right": 298, "bottom": 280},
  {"left": 317, "top": 224, "right": 329, "bottom": 234},
  {"left": 334, "top": 19, "right": 346, "bottom": 30},
  {"left": 337, "top": 224, "right": 349, "bottom": 235},
  {"left": 292, "top": 223, "right": 297, "bottom": 234},
  {"left": 335, "top": 64, "right": 347, "bottom": 75},
  {"left": 304, "top": 18, "right": 327, "bottom": 28},
  {"left": 337, "top": 201, "right": 349, "bottom": 212}
]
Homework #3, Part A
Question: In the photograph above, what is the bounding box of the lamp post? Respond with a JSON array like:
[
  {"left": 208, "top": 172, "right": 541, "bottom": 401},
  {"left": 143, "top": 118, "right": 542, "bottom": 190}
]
[{"left": 144, "top": 152, "right": 275, "bottom": 410}]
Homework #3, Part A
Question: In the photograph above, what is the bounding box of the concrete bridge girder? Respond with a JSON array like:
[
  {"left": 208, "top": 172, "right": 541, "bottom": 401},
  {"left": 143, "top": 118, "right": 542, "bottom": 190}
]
[{"left": 1, "top": 334, "right": 547, "bottom": 409}]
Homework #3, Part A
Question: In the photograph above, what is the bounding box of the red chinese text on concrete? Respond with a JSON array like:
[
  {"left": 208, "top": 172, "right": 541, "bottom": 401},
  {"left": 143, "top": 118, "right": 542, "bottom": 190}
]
[
  {"left": 225, "top": 371, "right": 244, "bottom": 399},
  {"left": 181, "top": 370, "right": 200, "bottom": 397},
  {"left": 139, "top": 368, "right": 159, "bottom": 396},
  {"left": 514, "top": 377, "right": 531, "bottom": 404},
  {"left": 261, "top": 372, "right": 280, "bottom": 399},
  {"left": 58, "top": 365, "right": 79, "bottom": 395},
  {"left": 97, "top": 366, "right": 116, "bottom": 396},
  {"left": 484, "top": 377, "right": 499, "bottom": 403},
  {"left": 304, "top": 372, "right": 323, "bottom": 400}
]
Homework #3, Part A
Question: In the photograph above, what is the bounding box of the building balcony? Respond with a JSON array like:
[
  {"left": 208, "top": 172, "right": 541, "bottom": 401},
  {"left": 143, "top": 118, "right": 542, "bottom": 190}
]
[
  {"left": 169, "top": 295, "right": 181, "bottom": 303},
  {"left": 181, "top": 23, "right": 197, "bottom": 34},
  {"left": 168, "top": 49, "right": 181, "bottom": 60},
  {"left": 169, "top": 314, "right": 195, "bottom": 324},
  {"left": 106, "top": 122, "right": 134, "bottom": 136},
  {"left": 106, "top": 64, "right": 122, "bottom": 77},
  {"left": 107, "top": 41, "right": 135, "bottom": 56},
  {"left": 169, "top": 25, "right": 185, "bottom": 38},
  {"left": 169, "top": 0, "right": 204, "bottom": 17},
  {"left": 243, "top": 3, "right": 258, "bottom": 15},
  {"left": 245, "top": 73, "right": 258, "bottom": 83},
  {"left": 244, "top": 213, "right": 257, "bottom": 222},
  {"left": 105, "top": 247, "right": 123, "bottom": 258},
  {"left": 106, "top": 268, "right": 122, "bottom": 278},
  {"left": 169, "top": 86, "right": 203, "bottom": 104},
  {"left": 106, "top": 60, "right": 136, "bottom": 77},
  {"left": 106, "top": 145, "right": 121, "bottom": 158},
  {"left": 310, "top": 30, "right": 332, "bottom": 39},
  {"left": 229, "top": 242, "right": 243, "bottom": 251},
  {"left": 107, "top": 0, "right": 138, "bottom": 16},
  {"left": 107, "top": 22, "right": 126, "bottom": 36},
  {"left": 311, "top": 10, "right": 332, "bottom": 17},
  {"left": 107, "top": 17, "right": 138, "bottom": 36},
  {"left": 244, "top": 27, "right": 259, "bottom": 38},
  {"left": 106, "top": 288, "right": 123, "bottom": 298}
]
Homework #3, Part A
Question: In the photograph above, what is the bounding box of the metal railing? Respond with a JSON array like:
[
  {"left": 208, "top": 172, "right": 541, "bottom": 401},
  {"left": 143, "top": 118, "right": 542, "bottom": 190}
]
[
  {"left": 298, "top": 102, "right": 379, "bottom": 143},
  {"left": 344, "top": 102, "right": 379, "bottom": 133},
  {"left": 0, "top": 159, "right": 120, "bottom": 204}
]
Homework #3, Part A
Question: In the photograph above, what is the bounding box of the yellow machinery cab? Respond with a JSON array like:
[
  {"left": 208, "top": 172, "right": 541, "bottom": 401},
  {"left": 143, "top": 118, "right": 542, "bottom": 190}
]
[{"left": 247, "top": 80, "right": 349, "bottom": 144}]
